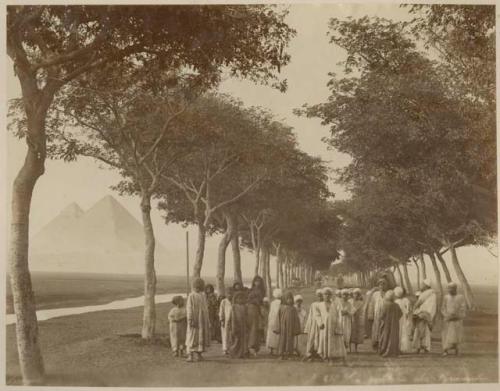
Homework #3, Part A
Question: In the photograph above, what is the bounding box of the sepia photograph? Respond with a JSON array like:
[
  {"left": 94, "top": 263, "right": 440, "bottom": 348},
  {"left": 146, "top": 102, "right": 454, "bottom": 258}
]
[{"left": 3, "top": 1, "right": 498, "bottom": 388}]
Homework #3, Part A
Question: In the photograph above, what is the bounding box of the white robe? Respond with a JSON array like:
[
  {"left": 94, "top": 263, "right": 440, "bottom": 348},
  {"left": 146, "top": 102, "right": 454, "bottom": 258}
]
[
  {"left": 304, "top": 301, "right": 322, "bottom": 356},
  {"left": 412, "top": 288, "right": 437, "bottom": 351},
  {"left": 370, "top": 290, "right": 385, "bottom": 345},
  {"left": 341, "top": 300, "right": 355, "bottom": 347},
  {"left": 219, "top": 298, "right": 232, "bottom": 352},
  {"left": 441, "top": 294, "right": 466, "bottom": 350},
  {"left": 317, "top": 299, "right": 346, "bottom": 358},
  {"left": 395, "top": 297, "right": 413, "bottom": 353},
  {"left": 266, "top": 299, "right": 282, "bottom": 349},
  {"left": 186, "top": 291, "right": 211, "bottom": 353}
]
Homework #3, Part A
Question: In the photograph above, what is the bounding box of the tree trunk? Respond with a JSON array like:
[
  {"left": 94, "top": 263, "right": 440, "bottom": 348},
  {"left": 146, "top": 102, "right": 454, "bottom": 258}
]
[
  {"left": 435, "top": 251, "right": 452, "bottom": 283},
  {"left": 275, "top": 253, "right": 280, "bottom": 289},
  {"left": 216, "top": 213, "right": 234, "bottom": 297},
  {"left": 279, "top": 256, "right": 285, "bottom": 289},
  {"left": 428, "top": 252, "right": 443, "bottom": 301},
  {"left": 140, "top": 192, "right": 157, "bottom": 340},
  {"left": 450, "top": 244, "right": 476, "bottom": 310},
  {"left": 265, "top": 249, "right": 272, "bottom": 299},
  {"left": 230, "top": 216, "right": 242, "bottom": 285},
  {"left": 401, "top": 261, "right": 413, "bottom": 295},
  {"left": 419, "top": 253, "right": 427, "bottom": 280},
  {"left": 395, "top": 263, "right": 404, "bottom": 289},
  {"left": 413, "top": 259, "right": 421, "bottom": 290},
  {"left": 193, "top": 221, "right": 206, "bottom": 278},
  {"left": 9, "top": 109, "right": 48, "bottom": 385}
]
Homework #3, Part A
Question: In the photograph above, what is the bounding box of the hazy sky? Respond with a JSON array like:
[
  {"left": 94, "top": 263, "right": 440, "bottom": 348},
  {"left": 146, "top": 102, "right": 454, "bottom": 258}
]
[{"left": 5, "top": 3, "right": 498, "bottom": 284}]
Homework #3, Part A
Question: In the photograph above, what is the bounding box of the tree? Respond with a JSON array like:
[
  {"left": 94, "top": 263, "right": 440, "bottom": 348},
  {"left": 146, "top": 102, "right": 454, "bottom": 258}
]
[
  {"left": 7, "top": 5, "right": 294, "bottom": 383},
  {"left": 45, "top": 63, "right": 200, "bottom": 340},
  {"left": 157, "top": 96, "right": 276, "bottom": 286},
  {"left": 299, "top": 14, "right": 495, "bottom": 308}
]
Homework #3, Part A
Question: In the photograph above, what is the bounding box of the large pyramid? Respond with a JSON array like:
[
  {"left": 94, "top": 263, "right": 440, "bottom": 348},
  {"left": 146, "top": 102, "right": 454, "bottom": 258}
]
[{"left": 29, "top": 195, "right": 177, "bottom": 275}]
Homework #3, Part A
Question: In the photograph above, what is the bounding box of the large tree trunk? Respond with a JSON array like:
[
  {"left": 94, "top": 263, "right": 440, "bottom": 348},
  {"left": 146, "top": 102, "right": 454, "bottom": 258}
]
[
  {"left": 395, "top": 263, "right": 404, "bottom": 289},
  {"left": 419, "top": 252, "right": 427, "bottom": 282},
  {"left": 450, "top": 245, "right": 476, "bottom": 310},
  {"left": 435, "top": 251, "right": 452, "bottom": 283},
  {"left": 279, "top": 256, "right": 285, "bottom": 289},
  {"left": 412, "top": 259, "right": 421, "bottom": 290},
  {"left": 265, "top": 249, "right": 272, "bottom": 299},
  {"left": 193, "top": 221, "right": 206, "bottom": 278},
  {"left": 428, "top": 252, "right": 443, "bottom": 301},
  {"left": 9, "top": 108, "right": 48, "bottom": 385},
  {"left": 230, "top": 216, "right": 242, "bottom": 285},
  {"left": 275, "top": 252, "right": 280, "bottom": 288},
  {"left": 140, "top": 192, "right": 157, "bottom": 339},
  {"left": 401, "top": 261, "right": 414, "bottom": 295},
  {"left": 216, "top": 213, "right": 234, "bottom": 297}
]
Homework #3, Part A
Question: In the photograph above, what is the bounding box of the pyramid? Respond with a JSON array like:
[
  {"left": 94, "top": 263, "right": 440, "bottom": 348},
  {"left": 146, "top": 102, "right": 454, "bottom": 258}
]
[{"left": 29, "top": 195, "right": 177, "bottom": 275}]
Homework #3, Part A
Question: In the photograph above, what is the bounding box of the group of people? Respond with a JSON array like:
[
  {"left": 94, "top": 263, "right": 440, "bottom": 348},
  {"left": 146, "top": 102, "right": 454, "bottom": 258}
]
[{"left": 167, "top": 274, "right": 467, "bottom": 363}]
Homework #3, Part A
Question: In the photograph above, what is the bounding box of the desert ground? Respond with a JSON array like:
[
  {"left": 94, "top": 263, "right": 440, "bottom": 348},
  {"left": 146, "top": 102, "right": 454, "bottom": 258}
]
[{"left": 5, "top": 273, "right": 498, "bottom": 386}]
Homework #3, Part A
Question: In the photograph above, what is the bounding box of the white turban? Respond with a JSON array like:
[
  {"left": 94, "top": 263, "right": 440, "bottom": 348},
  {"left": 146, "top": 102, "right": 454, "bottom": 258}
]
[
  {"left": 315, "top": 288, "right": 323, "bottom": 295},
  {"left": 353, "top": 288, "right": 361, "bottom": 294},
  {"left": 273, "top": 288, "right": 282, "bottom": 299},
  {"left": 394, "top": 286, "right": 404, "bottom": 298},
  {"left": 423, "top": 279, "right": 432, "bottom": 288},
  {"left": 384, "top": 290, "right": 395, "bottom": 301},
  {"left": 294, "top": 295, "right": 303, "bottom": 302},
  {"left": 447, "top": 282, "right": 458, "bottom": 289},
  {"left": 323, "top": 287, "right": 333, "bottom": 295}
]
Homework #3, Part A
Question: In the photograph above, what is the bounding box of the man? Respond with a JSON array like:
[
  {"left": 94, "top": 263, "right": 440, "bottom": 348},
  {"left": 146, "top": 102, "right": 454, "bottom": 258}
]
[
  {"left": 378, "top": 290, "right": 402, "bottom": 357},
  {"left": 340, "top": 289, "right": 354, "bottom": 349},
  {"left": 441, "top": 282, "right": 467, "bottom": 356},
  {"left": 266, "top": 288, "right": 283, "bottom": 355},
  {"left": 186, "top": 277, "right": 211, "bottom": 362},
  {"left": 350, "top": 288, "right": 365, "bottom": 353},
  {"left": 394, "top": 286, "right": 413, "bottom": 353},
  {"left": 317, "top": 288, "right": 347, "bottom": 365},
  {"left": 219, "top": 288, "right": 233, "bottom": 355},
  {"left": 304, "top": 289, "right": 323, "bottom": 361},
  {"left": 412, "top": 279, "right": 437, "bottom": 353},
  {"left": 369, "top": 277, "right": 390, "bottom": 350}
]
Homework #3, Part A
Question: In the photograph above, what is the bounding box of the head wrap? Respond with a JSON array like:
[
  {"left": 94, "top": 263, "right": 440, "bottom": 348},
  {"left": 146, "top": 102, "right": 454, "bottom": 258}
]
[
  {"left": 273, "top": 288, "right": 282, "bottom": 299},
  {"left": 422, "top": 279, "right": 432, "bottom": 288},
  {"left": 315, "top": 288, "right": 324, "bottom": 295},
  {"left": 353, "top": 288, "right": 361, "bottom": 294},
  {"left": 294, "top": 295, "right": 303, "bottom": 302},
  {"left": 394, "top": 286, "right": 404, "bottom": 298},
  {"left": 384, "top": 290, "right": 395, "bottom": 301},
  {"left": 415, "top": 291, "right": 421, "bottom": 297},
  {"left": 323, "top": 287, "right": 333, "bottom": 295},
  {"left": 447, "top": 282, "right": 458, "bottom": 289}
]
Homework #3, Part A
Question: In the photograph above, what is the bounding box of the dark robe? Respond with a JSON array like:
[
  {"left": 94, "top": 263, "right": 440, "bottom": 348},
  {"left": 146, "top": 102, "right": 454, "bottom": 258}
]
[
  {"left": 378, "top": 301, "right": 402, "bottom": 357},
  {"left": 229, "top": 303, "right": 248, "bottom": 358},
  {"left": 275, "top": 304, "right": 302, "bottom": 355},
  {"left": 247, "top": 290, "right": 263, "bottom": 351},
  {"left": 206, "top": 292, "right": 221, "bottom": 342}
]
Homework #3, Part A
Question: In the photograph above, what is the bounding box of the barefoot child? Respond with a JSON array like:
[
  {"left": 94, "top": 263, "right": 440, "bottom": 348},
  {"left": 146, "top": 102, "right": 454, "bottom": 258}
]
[{"left": 168, "top": 295, "right": 187, "bottom": 357}]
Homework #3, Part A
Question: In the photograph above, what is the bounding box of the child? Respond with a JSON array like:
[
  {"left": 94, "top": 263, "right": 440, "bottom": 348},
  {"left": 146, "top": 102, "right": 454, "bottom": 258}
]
[
  {"left": 230, "top": 291, "right": 249, "bottom": 358},
  {"left": 168, "top": 295, "right": 187, "bottom": 357},
  {"left": 275, "top": 292, "right": 302, "bottom": 360},
  {"left": 294, "top": 295, "right": 307, "bottom": 356},
  {"left": 219, "top": 288, "right": 234, "bottom": 355}
]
